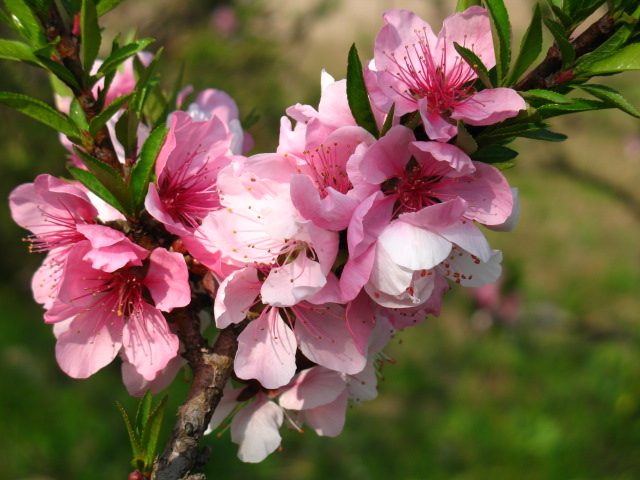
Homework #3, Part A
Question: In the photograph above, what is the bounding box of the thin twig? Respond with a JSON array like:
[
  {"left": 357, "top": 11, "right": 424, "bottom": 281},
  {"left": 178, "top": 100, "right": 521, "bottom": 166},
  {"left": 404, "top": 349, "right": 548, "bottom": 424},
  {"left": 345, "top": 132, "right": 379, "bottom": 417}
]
[
  {"left": 516, "top": 12, "right": 616, "bottom": 91},
  {"left": 154, "top": 307, "right": 248, "bottom": 480}
]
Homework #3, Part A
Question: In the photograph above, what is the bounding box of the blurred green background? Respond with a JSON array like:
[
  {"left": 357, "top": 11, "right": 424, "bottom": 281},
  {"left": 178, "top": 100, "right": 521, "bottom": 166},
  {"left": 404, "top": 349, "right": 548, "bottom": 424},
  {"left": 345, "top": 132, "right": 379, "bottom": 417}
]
[{"left": 1, "top": 1, "right": 640, "bottom": 479}]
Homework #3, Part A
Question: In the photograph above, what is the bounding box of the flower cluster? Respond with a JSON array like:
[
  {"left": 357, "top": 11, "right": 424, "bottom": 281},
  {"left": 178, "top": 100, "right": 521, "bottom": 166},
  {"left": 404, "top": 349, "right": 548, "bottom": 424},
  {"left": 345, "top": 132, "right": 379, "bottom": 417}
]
[{"left": 10, "top": 6, "right": 525, "bottom": 463}]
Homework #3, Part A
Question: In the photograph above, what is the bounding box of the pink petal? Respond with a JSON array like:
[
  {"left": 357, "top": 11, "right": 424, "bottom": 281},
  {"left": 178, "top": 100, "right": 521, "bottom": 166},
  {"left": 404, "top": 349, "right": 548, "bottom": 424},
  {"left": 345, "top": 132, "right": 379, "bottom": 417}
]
[
  {"left": 378, "top": 220, "right": 453, "bottom": 271},
  {"left": 55, "top": 314, "right": 122, "bottom": 378},
  {"left": 451, "top": 88, "right": 526, "bottom": 126},
  {"left": 77, "top": 224, "right": 148, "bottom": 272},
  {"left": 438, "top": 6, "right": 496, "bottom": 75},
  {"left": 344, "top": 292, "right": 376, "bottom": 355},
  {"left": 122, "top": 349, "right": 184, "bottom": 397},
  {"left": 339, "top": 243, "right": 376, "bottom": 302},
  {"left": 231, "top": 396, "right": 283, "bottom": 463},
  {"left": 487, "top": 187, "right": 520, "bottom": 232},
  {"left": 347, "top": 358, "right": 379, "bottom": 403},
  {"left": 409, "top": 141, "right": 476, "bottom": 176},
  {"left": 144, "top": 248, "right": 191, "bottom": 312},
  {"left": 214, "top": 267, "right": 261, "bottom": 328},
  {"left": 358, "top": 125, "right": 414, "bottom": 184},
  {"left": 235, "top": 309, "right": 297, "bottom": 389},
  {"left": 279, "top": 366, "right": 346, "bottom": 410},
  {"left": 419, "top": 101, "right": 458, "bottom": 142},
  {"left": 301, "top": 390, "right": 348, "bottom": 437},
  {"left": 441, "top": 248, "right": 503, "bottom": 287},
  {"left": 261, "top": 256, "right": 327, "bottom": 307},
  {"left": 438, "top": 220, "right": 491, "bottom": 262},
  {"left": 295, "top": 303, "right": 366, "bottom": 375},
  {"left": 121, "top": 303, "right": 180, "bottom": 381}
]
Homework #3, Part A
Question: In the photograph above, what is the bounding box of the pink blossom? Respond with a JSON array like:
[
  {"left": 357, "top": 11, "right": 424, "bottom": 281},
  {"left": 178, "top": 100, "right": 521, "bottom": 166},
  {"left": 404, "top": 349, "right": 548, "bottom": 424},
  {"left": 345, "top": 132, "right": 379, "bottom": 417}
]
[
  {"left": 145, "top": 111, "right": 234, "bottom": 235},
  {"left": 368, "top": 7, "right": 525, "bottom": 141},
  {"left": 46, "top": 242, "right": 188, "bottom": 380}
]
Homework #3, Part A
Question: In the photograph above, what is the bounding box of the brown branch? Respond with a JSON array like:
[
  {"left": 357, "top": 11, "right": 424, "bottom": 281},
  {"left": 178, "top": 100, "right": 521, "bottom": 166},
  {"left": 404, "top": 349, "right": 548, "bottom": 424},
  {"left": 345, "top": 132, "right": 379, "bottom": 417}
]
[
  {"left": 39, "top": 4, "right": 123, "bottom": 175},
  {"left": 154, "top": 306, "right": 248, "bottom": 480},
  {"left": 516, "top": 12, "right": 616, "bottom": 91}
]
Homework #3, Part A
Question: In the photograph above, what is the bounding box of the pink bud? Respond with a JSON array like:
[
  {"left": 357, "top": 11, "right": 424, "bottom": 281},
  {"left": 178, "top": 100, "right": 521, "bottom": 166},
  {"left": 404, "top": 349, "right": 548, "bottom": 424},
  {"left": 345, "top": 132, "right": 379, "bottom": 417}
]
[{"left": 128, "top": 471, "right": 144, "bottom": 480}]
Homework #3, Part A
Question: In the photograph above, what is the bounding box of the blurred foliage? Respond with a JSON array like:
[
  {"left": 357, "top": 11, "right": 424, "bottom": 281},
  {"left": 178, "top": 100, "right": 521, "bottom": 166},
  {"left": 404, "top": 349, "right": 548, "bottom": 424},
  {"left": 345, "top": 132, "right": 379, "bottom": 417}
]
[{"left": 1, "top": 1, "right": 640, "bottom": 479}]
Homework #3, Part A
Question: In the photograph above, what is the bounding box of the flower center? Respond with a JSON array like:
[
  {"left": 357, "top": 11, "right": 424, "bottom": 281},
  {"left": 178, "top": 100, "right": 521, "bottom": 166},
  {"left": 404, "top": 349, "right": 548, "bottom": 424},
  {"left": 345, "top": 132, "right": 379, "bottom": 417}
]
[
  {"left": 384, "top": 29, "right": 478, "bottom": 113},
  {"left": 159, "top": 148, "right": 221, "bottom": 228},
  {"left": 303, "top": 142, "right": 353, "bottom": 197}
]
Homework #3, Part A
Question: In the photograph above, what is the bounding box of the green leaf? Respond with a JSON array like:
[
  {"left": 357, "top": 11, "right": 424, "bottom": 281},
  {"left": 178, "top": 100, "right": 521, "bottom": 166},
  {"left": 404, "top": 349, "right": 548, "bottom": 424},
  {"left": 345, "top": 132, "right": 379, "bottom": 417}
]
[
  {"left": 575, "top": 5, "right": 640, "bottom": 72},
  {"left": 115, "top": 400, "right": 144, "bottom": 463},
  {"left": 579, "top": 83, "right": 640, "bottom": 118},
  {"left": 115, "top": 108, "right": 138, "bottom": 164},
  {"left": 0, "top": 38, "right": 37, "bottom": 61},
  {"left": 480, "top": 122, "right": 550, "bottom": 140},
  {"left": 543, "top": 18, "right": 575, "bottom": 70},
  {"left": 89, "top": 92, "right": 133, "bottom": 137},
  {"left": 521, "top": 89, "right": 573, "bottom": 104},
  {"left": 3, "top": 0, "right": 46, "bottom": 46},
  {"left": 550, "top": 5, "right": 573, "bottom": 28},
  {"left": 537, "top": 97, "right": 610, "bottom": 118},
  {"left": 241, "top": 107, "right": 260, "bottom": 130},
  {"left": 380, "top": 103, "right": 395, "bottom": 137},
  {"left": 69, "top": 97, "right": 89, "bottom": 131},
  {"left": 36, "top": 55, "right": 82, "bottom": 91},
  {"left": 454, "top": 42, "right": 493, "bottom": 88},
  {"left": 0, "top": 92, "right": 80, "bottom": 137},
  {"left": 130, "top": 123, "right": 167, "bottom": 210},
  {"left": 135, "top": 391, "right": 153, "bottom": 438},
  {"left": 130, "top": 47, "right": 162, "bottom": 115},
  {"left": 455, "top": 121, "right": 478, "bottom": 154},
  {"left": 68, "top": 165, "right": 124, "bottom": 211},
  {"left": 484, "top": 0, "right": 511, "bottom": 83},
  {"left": 519, "top": 128, "right": 568, "bottom": 141},
  {"left": 141, "top": 394, "right": 168, "bottom": 468},
  {"left": 346, "top": 43, "right": 379, "bottom": 138},
  {"left": 73, "top": 147, "right": 132, "bottom": 213},
  {"left": 505, "top": 3, "right": 542, "bottom": 86},
  {"left": 456, "top": 0, "right": 481, "bottom": 11},
  {"left": 96, "top": 38, "right": 154, "bottom": 78},
  {"left": 581, "top": 43, "right": 640, "bottom": 75},
  {"left": 96, "top": 0, "right": 126, "bottom": 16},
  {"left": 81, "top": 0, "right": 101, "bottom": 72},
  {"left": 471, "top": 144, "right": 518, "bottom": 162}
]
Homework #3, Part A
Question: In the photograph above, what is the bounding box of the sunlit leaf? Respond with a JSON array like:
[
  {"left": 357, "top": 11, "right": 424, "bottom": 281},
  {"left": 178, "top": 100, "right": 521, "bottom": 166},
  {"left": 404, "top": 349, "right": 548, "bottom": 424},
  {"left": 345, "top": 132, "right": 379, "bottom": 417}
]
[
  {"left": 505, "top": 3, "right": 542, "bottom": 86},
  {"left": 81, "top": 0, "right": 101, "bottom": 72},
  {"left": 484, "top": 0, "right": 511, "bottom": 83},
  {"left": 0, "top": 92, "right": 80, "bottom": 137},
  {"left": 346, "top": 43, "right": 379, "bottom": 138},
  {"left": 579, "top": 84, "right": 640, "bottom": 118}
]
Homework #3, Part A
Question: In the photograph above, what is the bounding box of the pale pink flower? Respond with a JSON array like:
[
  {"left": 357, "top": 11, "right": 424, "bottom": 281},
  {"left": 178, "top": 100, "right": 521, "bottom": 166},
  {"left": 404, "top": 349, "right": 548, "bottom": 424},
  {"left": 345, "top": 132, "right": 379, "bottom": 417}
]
[
  {"left": 368, "top": 7, "right": 525, "bottom": 141},
  {"left": 145, "top": 111, "right": 234, "bottom": 235},
  {"left": 45, "top": 242, "right": 188, "bottom": 380}
]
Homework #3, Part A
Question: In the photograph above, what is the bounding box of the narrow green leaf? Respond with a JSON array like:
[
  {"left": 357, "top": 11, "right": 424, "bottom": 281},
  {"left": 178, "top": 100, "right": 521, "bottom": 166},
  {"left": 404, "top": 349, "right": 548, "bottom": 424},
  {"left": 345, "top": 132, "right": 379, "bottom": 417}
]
[
  {"left": 141, "top": 394, "right": 168, "bottom": 468},
  {"left": 135, "top": 391, "right": 153, "bottom": 438},
  {"left": 3, "top": 0, "right": 46, "bottom": 46},
  {"left": 519, "top": 128, "right": 568, "bottom": 141},
  {"left": 96, "top": 38, "right": 154, "bottom": 78},
  {"left": 484, "top": 0, "right": 511, "bottom": 83},
  {"left": 115, "top": 400, "right": 144, "bottom": 462},
  {"left": 0, "top": 92, "right": 80, "bottom": 137},
  {"left": 543, "top": 18, "right": 575, "bottom": 69},
  {"left": 114, "top": 108, "right": 138, "bottom": 164},
  {"left": 505, "top": 3, "right": 542, "bottom": 86},
  {"left": 550, "top": 5, "right": 573, "bottom": 28},
  {"left": 456, "top": 0, "right": 481, "bottom": 11},
  {"left": 130, "top": 48, "right": 162, "bottom": 115},
  {"left": 471, "top": 144, "right": 518, "bottom": 164},
  {"left": 480, "top": 122, "right": 550, "bottom": 140},
  {"left": 521, "top": 89, "right": 573, "bottom": 104},
  {"left": 454, "top": 42, "right": 493, "bottom": 88},
  {"left": 73, "top": 147, "right": 132, "bottom": 213},
  {"left": 89, "top": 92, "right": 133, "bottom": 137},
  {"left": 68, "top": 165, "right": 124, "bottom": 211},
  {"left": 0, "top": 38, "right": 37, "bottom": 61},
  {"left": 537, "top": 97, "right": 610, "bottom": 118},
  {"left": 241, "top": 107, "right": 260, "bottom": 130},
  {"left": 36, "top": 55, "right": 82, "bottom": 91},
  {"left": 455, "top": 121, "right": 478, "bottom": 154},
  {"left": 96, "top": 0, "right": 126, "bottom": 16},
  {"left": 346, "top": 43, "right": 379, "bottom": 138},
  {"left": 380, "top": 103, "right": 395, "bottom": 137},
  {"left": 81, "top": 0, "right": 101, "bottom": 72},
  {"left": 130, "top": 123, "right": 167, "bottom": 210},
  {"left": 579, "top": 84, "right": 640, "bottom": 118},
  {"left": 69, "top": 97, "right": 89, "bottom": 131},
  {"left": 582, "top": 43, "right": 640, "bottom": 75}
]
